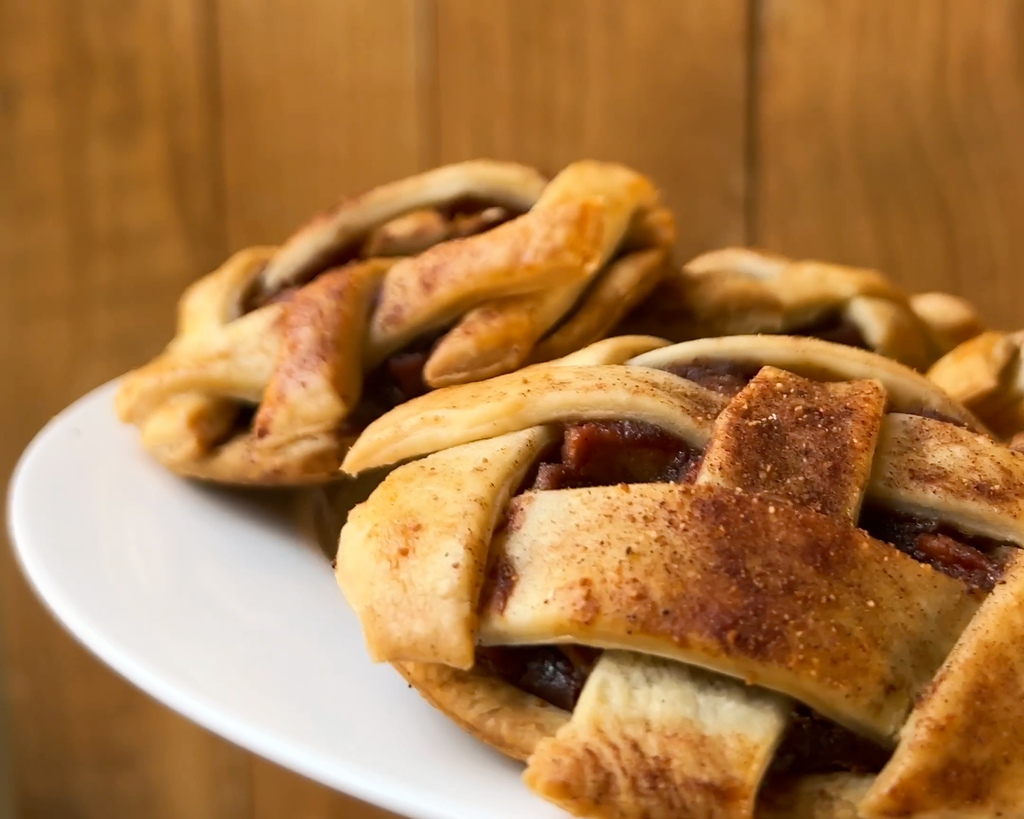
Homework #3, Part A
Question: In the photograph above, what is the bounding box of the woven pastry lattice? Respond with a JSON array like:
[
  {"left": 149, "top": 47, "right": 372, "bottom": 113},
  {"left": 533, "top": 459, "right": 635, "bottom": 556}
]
[{"left": 339, "top": 336, "right": 1024, "bottom": 819}]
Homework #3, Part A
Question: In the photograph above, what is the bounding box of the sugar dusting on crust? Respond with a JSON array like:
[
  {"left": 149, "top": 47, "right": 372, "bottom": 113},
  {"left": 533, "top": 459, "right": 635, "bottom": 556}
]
[
  {"left": 882, "top": 414, "right": 1024, "bottom": 511},
  {"left": 698, "top": 367, "right": 886, "bottom": 520},
  {"left": 527, "top": 725, "right": 756, "bottom": 819},
  {"left": 632, "top": 489, "right": 867, "bottom": 666},
  {"left": 482, "top": 479, "right": 977, "bottom": 739}
]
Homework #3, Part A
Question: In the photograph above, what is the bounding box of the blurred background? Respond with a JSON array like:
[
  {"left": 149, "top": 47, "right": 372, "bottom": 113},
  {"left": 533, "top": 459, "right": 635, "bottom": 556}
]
[{"left": 1, "top": 1, "right": 1023, "bottom": 817}]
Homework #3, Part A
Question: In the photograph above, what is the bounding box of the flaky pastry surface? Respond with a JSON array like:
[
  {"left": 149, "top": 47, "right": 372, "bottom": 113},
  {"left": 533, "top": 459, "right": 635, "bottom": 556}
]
[
  {"left": 928, "top": 329, "right": 1024, "bottom": 441},
  {"left": 116, "top": 161, "right": 673, "bottom": 484},
  {"left": 337, "top": 338, "right": 1024, "bottom": 818},
  {"left": 624, "top": 247, "right": 982, "bottom": 370}
]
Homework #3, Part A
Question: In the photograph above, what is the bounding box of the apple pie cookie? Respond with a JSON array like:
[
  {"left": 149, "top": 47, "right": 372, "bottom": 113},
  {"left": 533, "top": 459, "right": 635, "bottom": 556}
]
[
  {"left": 338, "top": 336, "right": 1024, "bottom": 818},
  {"left": 115, "top": 160, "right": 673, "bottom": 484},
  {"left": 620, "top": 248, "right": 982, "bottom": 371},
  {"left": 928, "top": 329, "right": 1024, "bottom": 444}
]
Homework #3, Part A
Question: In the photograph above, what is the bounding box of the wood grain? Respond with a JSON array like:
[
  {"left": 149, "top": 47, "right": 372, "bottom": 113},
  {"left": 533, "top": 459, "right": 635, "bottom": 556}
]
[
  {"left": 433, "top": 0, "right": 751, "bottom": 257},
  {"left": 0, "top": 631, "right": 11, "bottom": 819},
  {"left": 216, "top": 1, "right": 424, "bottom": 816},
  {"left": 0, "top": 1, "right": 249, "bottom": 818},
  {"left": 252, "top": 759, "right": 400, "bottom": 819},
  {"left": 217, "top": 0, "right": 429, "bottom": 249},
  {"left": 7, "top": 1, "right": 1024, "bottom": 818},
  {"left": 755, "top": 0, "right": 1024, "bottom": 329}
]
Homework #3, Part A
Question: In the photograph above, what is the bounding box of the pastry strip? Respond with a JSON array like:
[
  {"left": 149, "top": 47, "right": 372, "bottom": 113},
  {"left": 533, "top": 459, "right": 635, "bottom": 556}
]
[
  {"left": 861, "top": 551, "right": 1024, "bottom": 818},
  {"left": 261, "top": 159, "right": 547, "bottom": 292},
  {"left": 420, "top": 161, "right": 662, "bottom": 385},
  {"left": 525, "top": 652, "right": 790, "bottom": 819},
  {"left": 338, "top": 427, "right": 556, "bottom": 669},
  {"left": 480, "top": 483, "right": 977, "bottom": 740},
  {"left": 342, "top": 365, "right": 727, "bottom": 475},
  {"left": 630, "top": 336, "right": 983, "bottom": 430},
  {"left": 522, "top": 371, "right": 890, "bottom": 816}
]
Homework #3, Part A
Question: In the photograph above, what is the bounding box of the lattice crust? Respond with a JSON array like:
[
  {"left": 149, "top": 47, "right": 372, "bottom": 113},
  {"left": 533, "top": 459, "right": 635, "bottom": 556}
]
[
  {"left": 907, "top": 292, "right": 984, "bottom": 354},
  {"left": 114, "top": 160, "right": 674, "bottom": 485},
  {"left": 481, "top": 480, "right": 973, "bottom": 740},
  {"left": 928, "top": 329, "right": 1024, "bottom": 440},
  {"left": 524, "top": 652, "right": 791, "bottom": 819},
  {"left": 342, "top": 335, "right": 986, "bottom": 475},
  {"left": 620, "top": 247, "right": 983, "bottom": 371},
  {"left": 391, "top": 661, "right": 569, "bottom": 763},
  {"left": 336, "top": 339, "right": 1024, "bottom": 819},
  {"left": 859, "top": 553, "right": 1024, "bottom": 819}
]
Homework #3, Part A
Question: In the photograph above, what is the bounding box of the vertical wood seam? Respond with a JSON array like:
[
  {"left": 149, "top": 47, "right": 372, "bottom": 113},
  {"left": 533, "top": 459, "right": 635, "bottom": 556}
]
[
  {"left": 205, "top": 6, "right": 253, "bottom": 813},
  {"left": 0, "top": 624, "right": 14, "bottom": 819},
  {"left": 744, "top": 0, "right": 763, "bottom": 247},
  {"left": 212, "top": 0, "right": 243, "bottom": 254},
  {"left": 415, "top": 0, "right": 440, "bottom": 171},
  {"left": 204, "top": 0, "right": 230, "bottom": 260}
]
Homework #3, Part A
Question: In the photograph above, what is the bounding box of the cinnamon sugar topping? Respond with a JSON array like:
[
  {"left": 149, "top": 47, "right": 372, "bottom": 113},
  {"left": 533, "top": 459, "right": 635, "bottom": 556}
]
[{"left": 696, "top": 367, "right": 886, "bottom": 520}]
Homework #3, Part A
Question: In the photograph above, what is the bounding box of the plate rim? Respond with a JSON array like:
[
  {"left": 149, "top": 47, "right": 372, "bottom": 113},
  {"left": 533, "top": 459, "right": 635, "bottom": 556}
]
[{"left": 6, "top": 379, "right": 499, "bottom": 819}]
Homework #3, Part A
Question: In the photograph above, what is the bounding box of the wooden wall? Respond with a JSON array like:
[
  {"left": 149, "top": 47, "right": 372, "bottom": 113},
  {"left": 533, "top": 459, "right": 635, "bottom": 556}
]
[{"left": 1, "top": 1, "right": 1022, "bottom": 817}]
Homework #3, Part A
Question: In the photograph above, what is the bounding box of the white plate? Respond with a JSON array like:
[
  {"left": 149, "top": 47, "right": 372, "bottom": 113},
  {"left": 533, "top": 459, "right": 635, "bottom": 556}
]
[{"left": 8, "top": 381, "right": 567, "bottom": 819}]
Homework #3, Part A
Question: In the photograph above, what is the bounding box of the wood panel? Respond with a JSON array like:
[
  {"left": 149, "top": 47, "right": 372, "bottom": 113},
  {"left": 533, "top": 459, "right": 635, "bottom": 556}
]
[
  {"left": 0, "top": 1, "right": 249, "bottom": 818},
  {"left": 0, "top": 631, "right": 11, "bottom": 819},
  {"left": 10, "top": 2, "right": 1024, "bottom": 819},
  {"left": 755, "top": 0, "right": 1024, "bottom": 329},
  {"left": 215, "top": 1, "right": 424, "bottom": 816},
  {"left": 251, "top": 759, "right": 399, "bottom": 819},
  {"left": 217, "top": 0, "right": 428, "bottom": 249},
  {"left": 433, "top": 0, "right": 751, "bottom": 257}
]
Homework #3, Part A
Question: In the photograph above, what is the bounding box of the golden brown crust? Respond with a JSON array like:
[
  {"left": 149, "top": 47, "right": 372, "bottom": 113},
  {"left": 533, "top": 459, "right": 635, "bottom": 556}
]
[
  {"left": 260, "top": 159, "right": 548, "bottom": 291},
  {"left": 393, "top": 660, "right": 568, "bottom": 762},
  {"left": 869, "top": 413, "right": 1024, "bottom": 545},
  {"left": 339, "top": 351, "right": 1024, "bottom": 817},
  {"left": 626, "top": 247, "right": 964, "bottom": 370},
  {"left": 621, "top": 206, "right": 677, "bottom": 252},
  {"left": 117, "top": 306, "right": 285, "bottom": 424},
  {"left": 547, "top": 161, "right": 660, "bottom": 261},
  {"left": 360, "top": 205, "right": 514, "bottom": 259},
  {"left": 861, "top": 552, "right": 1024, "bottom": 818},
  {"left": 118, "top": 247, "right": 281, "bottom": 446},
  {"left": 397, "top": 655, "right": 875, "bottom": 819},
  {"left": 696, "top": 368, "right": 885, "bottom": 520},
  {"left": 337, "top": 428, "right": 557, "bottom": 669},
  {"left": 253, "top": 259, "right": 393, "bottom": 441},
  {"left": 554, "top": 334, "right": 671, "bottom": 365},
  {"left": 340, "top": 364, "right": 727, "bottom": 475},
  {"left": 481, "top": 481, "right": 977, "bottom": 741},
  {"left": 529, "top": 247, "right": 670, "bottom": 364},
  {"left": 845, "top": 296, "right": 935, "bottom": 372},
  {"left": 149, "top": 426, "right": 356, "bottom": 485},
  {"left": 369, "top": 160, "right": 669, "bottom": 380},
  {"left": 135, "top": 394, "right": 242, "bottom": 467},
  {"left": 909, "top": 292, "right": 984, "bottom": 353},
  {"left": 176, "top": 245, "right": 278, "bottom": 332},
  {"left": 360, "top": 208, "right": 451, "bottom": 257},
  {"left": 118, "top": 261, "right": 394, "bottom": 485},
  {"left": 421, "top": 277, "right": 591, "bottom": 388},
  {"left": 927, "top": 330, "right": 1016, "bottom": 407},
  {"left": 524, "top": 652, "right": 790, "bottom": 819},
  {"left": 630, "top": 335, "right": 986, "bottom": 432},
  {"left": 118, "top": 161, "right": 672, "bottom": 485},
  {"left": 419, "top": 162, "right": 664, "bottom": 386},
  {"left": 928, "top": 330, "right": 1024, "bottom": 439},
  {"left": 365, "top": 199, "right": 604, "bottom": 365},
  {"left": 515, "top": 373, "right": 876, "bottom": 818}
]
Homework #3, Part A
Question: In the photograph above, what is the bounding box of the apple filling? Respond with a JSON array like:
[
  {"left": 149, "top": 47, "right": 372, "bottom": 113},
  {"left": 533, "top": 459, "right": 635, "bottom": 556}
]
[{"left": 476, "top": 384, "right": 1011, "bottom": 777}]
